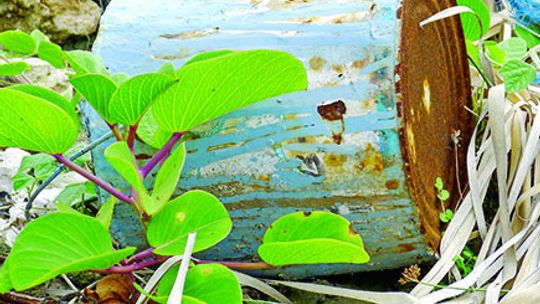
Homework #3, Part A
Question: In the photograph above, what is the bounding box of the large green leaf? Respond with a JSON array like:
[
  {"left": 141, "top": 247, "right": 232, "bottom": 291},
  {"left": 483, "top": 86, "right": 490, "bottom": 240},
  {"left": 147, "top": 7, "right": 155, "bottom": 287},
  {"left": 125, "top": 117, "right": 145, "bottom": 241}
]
[
  {"left": 147, "top": 190, "right": 232, "bottom": 255},
  {"left": 515, "top": 26, "right": 540, "bottom": 49},
  {"left": 108, "top": 73, "right": 177, "bottom": 125},
  {"left": 457, "top": 0, "right": 490, "bottom": 41},
  {"left": 155, "top": 264, "right": 242, "bottom": 304},
  {"left": 258, "top": 211, "right": 370, "bottom": 266},
  {"left": 0, "top": 30, "right": 36, "bottom": 55},
  {"left": 70, "top": 73, "right": 118, "bottom": 122},
  {"left": 0, "top": 61, "right": 30, "bottom": 76},
  {"left": 500, "top": 60, "right": 537, "bottom": 93},
  {"left": 64, "top": 50, "right": 109, "bottom": 75},
  {"left": 152, "top": 142, "right": 186, "bottom": 205},
  {"left": 0, "top": 88, "right": 79, "bottom": 153},
  {"left": 183, "top": 50, "right": 234, "bottom": 66},
  {"left": 152, "top": 50, "right": 307, "bottom": 133},
  {"left": 498, "top": 37, "right": 527, "bottom": 62},
  {"left": 38, "top": 41, "right": 65, "bottom": 69},
  {"left": 10, "top": 84, "right": 79, "bottom": 123},
  {"left": 3, "top": 213, "right": 135, "bottom": 291},
  {"left": 137, "top": 110, "right": 173, "bottom": 149}
]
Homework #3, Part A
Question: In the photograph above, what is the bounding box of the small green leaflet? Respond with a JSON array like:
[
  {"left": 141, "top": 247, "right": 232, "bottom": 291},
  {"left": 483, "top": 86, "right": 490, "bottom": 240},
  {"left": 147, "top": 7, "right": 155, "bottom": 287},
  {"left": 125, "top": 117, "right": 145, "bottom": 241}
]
[
  {"left": 152, "top": 142, "right": 186, "bottom": 206},
  {"left": 1, "top": 213, "right": 135, "bottom": 291},
  {"left": 108, "top": 73, "right": 177, "bottom": 125},
  {"left": 156, "top": 264, "right": 242, "bottom": 304},
  {"left": 0, "top": 30, "right": 36, "bottom": 55},
  {"left": 456, "top": 0, "right": 490, "bottom": 41},
  {"left": 70, "top": 73, "right": 118, "bottom": 123},
  {"left": 64, "top": 50, "right": 110, "bottom": 75},
  {"left": 498, "top": 37, "right": 527, "bottom": 62},
  {"left": 152, "top": 50, "right": 308, "bottom": 133},
  {"left": 485, "top": 43, "right": 506, "bottom": 66},
  {"left": 0, "top": 88, "right": 79, "bottom": 153},
  {"left": 54, "top": 182, "right": 96, "bottom": 206},
  {"left": 0, "top": 62, "right": 30, "bottom": 76},
  {"left": 500, "top": 60, "right": 536, "bottom": 93},
  {"left": 96, "top": 197, "right": 117, "bottom": 230},
  {"left": 104, "top": 142, "right": 145, "bottom": 194},
  {"left": 440, "top": 209, "right": 454, "bottom": 223},
  {"left": 258, "top": 211, "right": 370, "bottom": 266},
  {"left": 158, "top": 62, "right": 176, "bottom": 77},
  {"left": 147, "top": 190, "right": 232, "bottom": 255},
  {"left": 30, "top": 29, "right": 49, "bottom": 44}
]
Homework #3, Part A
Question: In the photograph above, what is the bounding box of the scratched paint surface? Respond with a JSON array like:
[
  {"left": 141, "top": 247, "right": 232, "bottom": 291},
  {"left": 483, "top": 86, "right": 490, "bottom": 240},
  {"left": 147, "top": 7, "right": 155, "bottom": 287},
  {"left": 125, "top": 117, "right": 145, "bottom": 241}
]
[{"left": 87, "top": 0, "right": 434, "bottom": 277}]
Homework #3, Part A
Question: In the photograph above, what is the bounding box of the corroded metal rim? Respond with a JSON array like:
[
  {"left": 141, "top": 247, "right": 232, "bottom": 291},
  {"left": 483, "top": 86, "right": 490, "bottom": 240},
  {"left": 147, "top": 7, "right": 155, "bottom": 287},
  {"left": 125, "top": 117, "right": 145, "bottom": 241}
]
[{"left": 396, "top": 0, "right": 473, "bottom": 250}]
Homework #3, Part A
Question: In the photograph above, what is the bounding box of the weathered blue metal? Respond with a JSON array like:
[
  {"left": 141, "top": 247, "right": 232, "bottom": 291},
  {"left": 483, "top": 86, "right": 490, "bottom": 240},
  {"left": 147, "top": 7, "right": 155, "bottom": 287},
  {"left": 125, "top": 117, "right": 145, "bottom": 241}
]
[{"left": 86, "top": 0, "right": 472, "bottom": 277}]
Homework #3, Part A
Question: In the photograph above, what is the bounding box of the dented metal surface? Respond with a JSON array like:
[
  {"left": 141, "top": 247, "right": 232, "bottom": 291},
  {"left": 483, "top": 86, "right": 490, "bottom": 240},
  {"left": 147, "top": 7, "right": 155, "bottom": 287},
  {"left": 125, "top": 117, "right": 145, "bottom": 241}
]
[{"left": 85, "top": 0, "right": 471, "bottom": 277}]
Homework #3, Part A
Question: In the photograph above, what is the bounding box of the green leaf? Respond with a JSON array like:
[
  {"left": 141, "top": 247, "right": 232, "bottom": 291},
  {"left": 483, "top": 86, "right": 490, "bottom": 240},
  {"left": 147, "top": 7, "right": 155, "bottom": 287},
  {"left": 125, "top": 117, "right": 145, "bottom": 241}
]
[
  {"left": 104, "top": 141, "right": 145, "bottom": 193},
  {"left": 152, "top": 143, "right": 186, "bottom": 205},
  {"left": 54, "top": 182, "right": 89, "bottom": 206},
  {"left": 12, "top": 172, "right": 35, "bottom": 191},
  {"left": 147, "top": 190, "right": 232, "bottom": 255},
  {"left": 0, "top": 259, "right": 13, "bottom": 293},
  {"left": 56, "top": 203, "right": 81, "bottom": 215},
  {"left": 457, "top": 0, "right": 490, "bottom": 40},
  {"left": 30, "top": 29, "right": 49, "bottom": 44},
  {"left": 158, "top": 62, "right": 176, "bottom": 77},
  {"left": 38, "top": 41, "right": 65, "bottom": 69},
  {"left": 111, "top": 72, "right": 130, "bottom": 85},
  {"left": 152, "top": 50, "right": 308, "bottom": 133},
  {"left": 5, "top": 213, "right": 135, "bottom": 291},
  {"left": 137, "top": 110, "right": 173, "bottom": 149},
  {"left": 10, "top": 84, "right": 79, "bottom": 124},
  {"left": 498, "top": 37, "right": 527, "bottom": 62},
  {"left": 108, "top": 73, "right": 176, "bottom": 125},
  {"left": 258, "top": 211, "right": 370, "bottom": 266},
  {"left": 0, "top": 88, "right": 79, "bottom": 153},
  {"left": 0, "top": 62, "right": 30, "bottom": 76},
  {"left": 439, "top": 209, "right": 454, "bottom": 223},
  {"left": 500, "top": 60, "right": 537, "bottom": 93},
  {"left": 184, "top": 50, "right": 235, "bottom": 66},
  {"left": 485, "top": 44, "right": 507, "bottom": 65},
  {"left": 156, "top": 264, "right": 242, "bottom": 304},
  {"left": 96, "top": 197, "right": 117, "bottom": 230},
  {"left": 434, "top": 177, "right": 444, "bottom": 191},
  {"left": 0, "top": 30, "right": 36, "bottom": 55},
  {"left": 438, "top": 189, "right": 450, "bottom": 201},
  {"left": 515, "top": 26, "right": 540, "bottom": 49},
  {"left": 70, "top": 73, "right": 118, "bottom": 122},
  {"left": 64, "top": 50, "right": 109, "bottom": 75}
]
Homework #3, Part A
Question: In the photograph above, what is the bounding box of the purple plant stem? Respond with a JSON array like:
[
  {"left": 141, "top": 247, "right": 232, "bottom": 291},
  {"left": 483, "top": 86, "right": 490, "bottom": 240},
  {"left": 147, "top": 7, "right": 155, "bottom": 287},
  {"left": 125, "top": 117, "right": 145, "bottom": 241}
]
[
  {"left": 53, "top": 154, "right": 135, "bottom": 204},
  {"left": 141, "top": 132, "right": 183, "bottom": 178},
  {"left": 127, "top": 124, "right": 138, "bottom": 151},
  {"left": 94, "top": 259, "right": 159, "bottom": 274},
  {"left": 127, "top": 248, "right": 155, "bottom": 263},
  {"left": 195, "top": 260, "right": 274, "bottom": 270}
]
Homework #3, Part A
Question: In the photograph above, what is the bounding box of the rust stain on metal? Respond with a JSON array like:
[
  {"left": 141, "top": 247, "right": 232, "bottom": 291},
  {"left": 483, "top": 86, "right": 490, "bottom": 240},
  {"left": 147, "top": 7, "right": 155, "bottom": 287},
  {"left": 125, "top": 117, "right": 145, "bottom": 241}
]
[
  {"left": 208, "top": 142, "right": 239, "bottom": 151},
  {"left": 399, "top": 243, "right": 416, "bottom": 252},
  {"left": 351, "top": 59, "right": 368, "bottom": 69},
  {"left": 309, "top": 56, "right": 326, "bottom": 71},
  {"left": 332, "top": 64, "right": 345, "bottom": 74},
  {"left": 358, "top": 143, "right": 384, "bottom": 173},
  {"left": 323, "top": 154, "right": 347, "bottom": 167},
  {"left": 317, "top": 100, "right": 346, "bottom": 121},
  {"left": 385, "top": 179, "right": 400, "bottom": 190}
]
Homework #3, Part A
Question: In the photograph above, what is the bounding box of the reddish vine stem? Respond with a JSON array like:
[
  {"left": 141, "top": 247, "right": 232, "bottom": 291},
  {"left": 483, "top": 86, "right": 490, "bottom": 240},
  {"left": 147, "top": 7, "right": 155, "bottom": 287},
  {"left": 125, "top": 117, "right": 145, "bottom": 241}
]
[
  {"left": 127, "top": 124, "right": 138, "bottom": 151},
  {"left": 53, "top": 154, "right": 135, "bottom": 204},
  {"left": 107, "top": 123, "right": 123, "bottom": 141},
  {"left": 94, "top": 259, "right": 159, "bottom": 274},
  {"left": 141, "top": 132, "right": 183, "bottom": 178},
  {"left": 126, "top": 248, "right": 155, "bottom": 264}
]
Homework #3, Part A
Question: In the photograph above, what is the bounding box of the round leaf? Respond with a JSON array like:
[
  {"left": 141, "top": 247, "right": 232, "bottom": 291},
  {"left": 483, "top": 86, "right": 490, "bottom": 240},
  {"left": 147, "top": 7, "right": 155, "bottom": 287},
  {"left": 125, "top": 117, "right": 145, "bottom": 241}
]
[
  {"left": 457, "top": 0, "right": 490, "bottom": 41},
  {"left": 0, "top": 88, "right": 79, "bottom": 153},
  {"left": 5, "top": 213, "right": 135, "bottom": 291},
  {"left": 108, "top": 73, "right": 177, "bottom": 125},
  {"left": 156, "top": 264, "right": 242, "bottom": 304},
  {"left": 500, "top": 60, "right": 537, "bottom": 93},
  {"left": 147, "top": 190, "right": 232, "bottom": 255},
  {"left": 70, "top": 73, "right": 118, "bottom": 122},
  {"left": 152, "top": 50, "right": 308, "bottom": 133},
  {"left": 0, "top": 61, "right": 30, "bottom": 76},
  {"left": 0, "top": 30, "right": 36, "bottom": 55},
  {"left": 498, "top": 37, "right": 527, "bottom": 62},
  {"left": 258, "top": 211, "right": 370, "bottom": 266}
]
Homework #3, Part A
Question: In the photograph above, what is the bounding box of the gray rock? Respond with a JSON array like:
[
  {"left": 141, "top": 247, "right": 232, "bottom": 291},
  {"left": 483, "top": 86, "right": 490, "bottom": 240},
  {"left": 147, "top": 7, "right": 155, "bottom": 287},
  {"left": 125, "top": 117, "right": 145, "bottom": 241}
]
[{"left": 0, "top": 0, "right": 102, "bottom": 43}]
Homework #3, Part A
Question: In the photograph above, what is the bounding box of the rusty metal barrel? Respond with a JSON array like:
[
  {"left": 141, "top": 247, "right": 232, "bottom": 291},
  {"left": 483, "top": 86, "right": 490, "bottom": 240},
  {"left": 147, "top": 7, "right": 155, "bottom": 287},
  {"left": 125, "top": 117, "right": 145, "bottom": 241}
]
[{"left": 85, "top": 0, "right": 473, "bottom": 277}]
